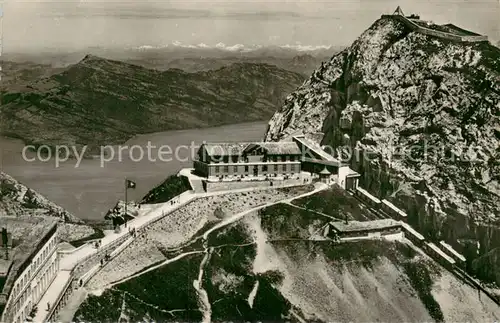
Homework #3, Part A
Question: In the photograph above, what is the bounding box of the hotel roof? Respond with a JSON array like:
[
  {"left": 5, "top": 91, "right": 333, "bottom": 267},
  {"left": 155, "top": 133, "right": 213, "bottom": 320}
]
[
  {"left": 319, "top": 167, "right": 331, "bottom": 175},
  {"left": 200, "top": 141, "right": 302, "bottom": 157},
  {"left": 292, "top": 135, "right": 337, "bottom": 162},
  {"left": 0, "top": 216, "right": 58, "bottom": 313},
  {"left": 329, "top": 219, "right": 401, "bottom": 233}
]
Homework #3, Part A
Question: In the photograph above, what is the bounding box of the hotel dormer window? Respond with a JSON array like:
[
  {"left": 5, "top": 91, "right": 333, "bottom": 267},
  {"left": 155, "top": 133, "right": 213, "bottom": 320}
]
[{"left": 223, "top": 156, "right": 229, "bottom": 163}]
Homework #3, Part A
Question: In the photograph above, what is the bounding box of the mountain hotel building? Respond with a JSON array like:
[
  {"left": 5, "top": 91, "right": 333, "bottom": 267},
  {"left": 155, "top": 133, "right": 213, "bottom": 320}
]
[
  {"left": 192, "top": 136, "right": 360, "bottom": 191},
  {"left": 194, "top": 142, "right": 303, "bottom": 180}
]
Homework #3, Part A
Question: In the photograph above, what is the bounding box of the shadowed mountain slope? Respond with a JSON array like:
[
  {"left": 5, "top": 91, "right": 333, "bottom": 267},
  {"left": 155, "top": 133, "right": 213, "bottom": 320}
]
[{"left": 0, "top": 55, "right": 305, "bottom": 153}]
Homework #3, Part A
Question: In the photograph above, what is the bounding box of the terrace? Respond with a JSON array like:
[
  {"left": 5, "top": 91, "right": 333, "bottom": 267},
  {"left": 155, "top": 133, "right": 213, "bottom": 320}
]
[{"left": 329, "top": 219, "right": 401, "bottom": 233}]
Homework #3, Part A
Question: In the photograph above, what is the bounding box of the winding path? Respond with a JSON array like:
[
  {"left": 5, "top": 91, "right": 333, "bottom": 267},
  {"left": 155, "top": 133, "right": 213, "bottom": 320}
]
[{"left": 35, "top": 179, "right": 327, "bottom": 323}]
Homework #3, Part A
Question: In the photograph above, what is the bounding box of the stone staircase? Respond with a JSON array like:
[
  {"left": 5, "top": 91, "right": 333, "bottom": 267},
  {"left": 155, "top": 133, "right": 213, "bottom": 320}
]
[{"left": 189, "top": 178, "right": 206, "bottom": 193}]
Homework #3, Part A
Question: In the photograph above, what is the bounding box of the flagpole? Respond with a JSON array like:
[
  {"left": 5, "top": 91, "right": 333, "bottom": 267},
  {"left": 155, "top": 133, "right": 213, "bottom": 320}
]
[{"left": 124, "top": 178, "right": 128, "bottom": 227}]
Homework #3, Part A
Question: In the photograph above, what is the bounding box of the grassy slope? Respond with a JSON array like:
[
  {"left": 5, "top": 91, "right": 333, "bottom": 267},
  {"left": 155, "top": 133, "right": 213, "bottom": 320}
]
[
  {"left": 74, "top": 188, "right": 500, "bottom": 322},
  {"left": 291, "top": 184, "right": 376, "bottom": 221},
  {"left": 74, "top": 254, "right": 203, "bottom": 322}
]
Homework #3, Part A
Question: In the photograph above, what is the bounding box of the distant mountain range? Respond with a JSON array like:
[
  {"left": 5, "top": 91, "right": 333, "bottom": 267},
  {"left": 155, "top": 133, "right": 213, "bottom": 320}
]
[
  {"left": 125, "top": 53, "right": 326, "bottom": 76},
  {"left": 0, "top": 55, "right": 306, "bottom": 154},
  {"left": 1, "top": 45, "right": 338, "bottom": 70}
]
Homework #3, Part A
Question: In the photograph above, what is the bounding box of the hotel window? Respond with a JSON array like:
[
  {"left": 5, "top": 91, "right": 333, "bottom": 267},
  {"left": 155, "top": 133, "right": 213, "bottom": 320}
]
[
  {"left": 232, "top": 156, "right": 238, "bottom": 163},
  {"left": 290, "top": 156, "right": 295, "bottom": 161},
  {"left": 223, "top": 156, "right": 229, "bottom": 163},
  {"left": 290, "top": 164, "right": 295, "bottom": 172},
  {"left": 223, "top": 165, "right": 229, "bottom": 173},
  {"left": 215, "top": 166, "right": 220, "bottom": 173},
  {"left": 274, "top": 164, "right": 278, "bottom": 171},
  {"left": 263, "top": 165, "right": 268, "bottom": 172},
  {"left": 245, "top": 165, "right": 249, "bottom": 172},
  {"left": 233, "top": 166, "right": 238, "bottom": 172},
  {"left": 277, "top": 156, "right": 281, "bottom": 162},
  {"left": 283, "top": 164, "right": 287, "bottom": 172}
]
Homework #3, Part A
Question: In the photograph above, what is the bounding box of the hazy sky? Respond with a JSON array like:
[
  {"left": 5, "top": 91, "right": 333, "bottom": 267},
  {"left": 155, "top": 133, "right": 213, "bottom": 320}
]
[{"left": 2, "top": 0, "right": 499, "bottom": 53}]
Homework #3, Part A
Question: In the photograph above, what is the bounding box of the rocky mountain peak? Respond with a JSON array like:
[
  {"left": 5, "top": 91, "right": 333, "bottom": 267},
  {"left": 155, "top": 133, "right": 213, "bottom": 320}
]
[
  {"left": 264, "top": 15, "right": 500, "bottom": 283},
  {"left": 80, "top": 54, "right": 102, "bottom": 63}
]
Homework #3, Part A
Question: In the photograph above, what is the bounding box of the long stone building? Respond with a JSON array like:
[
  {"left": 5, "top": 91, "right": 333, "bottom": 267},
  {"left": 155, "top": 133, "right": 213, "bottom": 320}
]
[{"left": 0, "top": 217, "right": 59, "bottom": 323}]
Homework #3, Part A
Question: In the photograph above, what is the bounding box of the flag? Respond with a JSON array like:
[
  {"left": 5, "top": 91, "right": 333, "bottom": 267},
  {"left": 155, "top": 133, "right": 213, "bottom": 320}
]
[{"left": 126, "top": 179, "right": 136, "bottom": 189}]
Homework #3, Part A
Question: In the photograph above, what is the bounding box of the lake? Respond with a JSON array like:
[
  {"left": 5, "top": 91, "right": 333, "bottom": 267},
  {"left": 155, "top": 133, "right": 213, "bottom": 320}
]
[{"left": 0, "top": 121, "right": 268, "bottom": 221}]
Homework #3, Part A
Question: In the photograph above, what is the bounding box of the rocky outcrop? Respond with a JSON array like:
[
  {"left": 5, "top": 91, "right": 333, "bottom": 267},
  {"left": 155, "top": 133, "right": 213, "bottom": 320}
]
[
  {"left": 0, "top": 171, "right": 82, "bottom": 223},
  {"left": 265, "top": 17, "right": 500, "bottom": 285}
]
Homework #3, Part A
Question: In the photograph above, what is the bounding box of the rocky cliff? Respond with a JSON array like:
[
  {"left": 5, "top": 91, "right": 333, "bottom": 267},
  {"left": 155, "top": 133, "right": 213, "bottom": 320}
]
[
  {"left": 0, "top": 171, "right": 98, "bottom": 241},
  {"left": 0, "top": 55, "right": 305, "bottom": 154},
  {"left": 265, "top": 16, "right": 500, "bottom": 285},
  {"left": 0, "top": 171, "right": 80, "bottom": 222}
]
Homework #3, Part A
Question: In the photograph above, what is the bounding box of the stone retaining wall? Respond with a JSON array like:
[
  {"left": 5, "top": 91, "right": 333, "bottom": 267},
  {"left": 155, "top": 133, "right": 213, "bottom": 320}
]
[
  {"left": 382, "top": 15, "right": 488, "bottom": 43},
  {"left": 205, "top": 177, "right": 306, "bottom": 192}
]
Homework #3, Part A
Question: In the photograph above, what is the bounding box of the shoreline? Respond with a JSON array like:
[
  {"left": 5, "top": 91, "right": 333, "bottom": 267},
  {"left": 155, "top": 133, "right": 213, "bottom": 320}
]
[{"left": 0, "top": 121, "right": 269, "bottom": 222}]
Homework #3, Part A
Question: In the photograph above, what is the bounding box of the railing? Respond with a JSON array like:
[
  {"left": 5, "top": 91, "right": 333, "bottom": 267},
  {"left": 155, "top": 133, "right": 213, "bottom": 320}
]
[
  {"left": 46, "top": 268, "right": 76, "bottom": 322},
  {"left": 136, "top": 191, "right": 197, "bottom": 231},
  {"left": 58, "top": 241, "right": 91, "bottom": 256}
]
